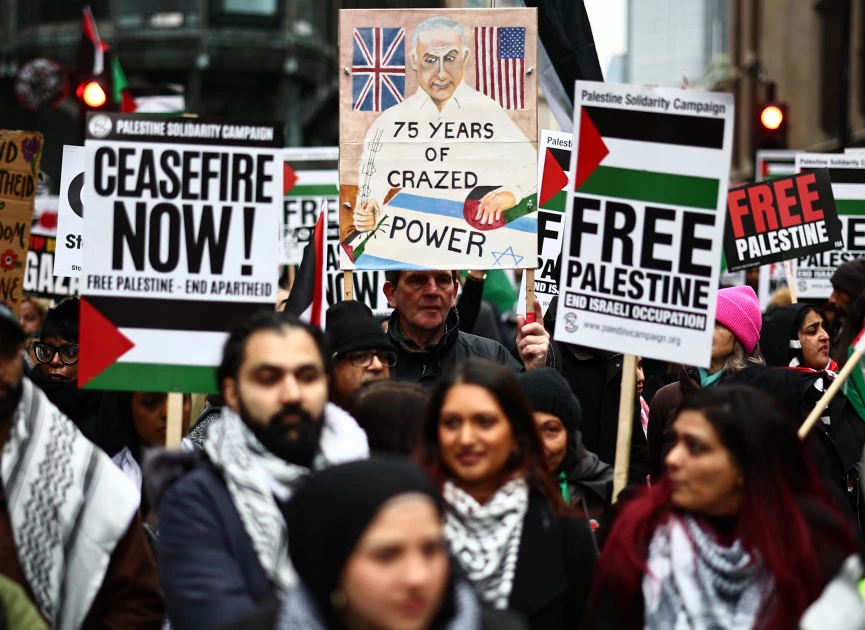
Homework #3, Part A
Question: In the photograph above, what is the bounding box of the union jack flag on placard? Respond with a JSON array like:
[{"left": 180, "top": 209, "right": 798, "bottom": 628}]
[
  {"left": 474, "top": 27, "right": 525, "bottom": 110},
  {"left": 352, "top": 27, "right": 406, "bottom": 112}
]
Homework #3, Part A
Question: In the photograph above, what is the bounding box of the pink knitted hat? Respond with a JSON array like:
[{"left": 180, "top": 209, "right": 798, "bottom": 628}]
[{"left": 715, "top": 286, "right": 761, "bottom": 354}]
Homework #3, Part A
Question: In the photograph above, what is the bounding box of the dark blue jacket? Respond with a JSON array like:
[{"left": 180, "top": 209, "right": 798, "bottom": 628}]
[{"left": 158, "top": 462, "right": 273, "bottom": 630}]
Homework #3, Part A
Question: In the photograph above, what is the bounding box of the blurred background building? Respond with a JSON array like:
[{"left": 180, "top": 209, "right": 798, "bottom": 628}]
[{"left": 0, "top": 0, "right": 448, "bottom": 191}]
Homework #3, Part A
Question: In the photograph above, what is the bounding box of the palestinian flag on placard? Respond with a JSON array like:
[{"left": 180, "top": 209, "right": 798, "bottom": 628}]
[
  {"left": 574, "top": 106, "right": 727, "bottom": 211},
  {"left": 755, "top": 150, "right": 796, "bottom": 182},
  {"left": 538, "top": 144, "right": 571, "bottom": 213},
  {"left": 79, "top": 295, "right": 270, "bottom": 393},
  {"left": 282, "top": 148, "right": 338, "bottom": 263},
  {"left": 844, "top": 328, "right": 865, "bottom": 422},
  {"left": 799, "top": 165, "right": 865, "bottom": 217},
  {"left": 284, "top": 202, "right": 328, "bottom": 328}
]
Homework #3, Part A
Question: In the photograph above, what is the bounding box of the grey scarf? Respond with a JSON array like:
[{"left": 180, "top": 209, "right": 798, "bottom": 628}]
[{"left": 643, "top": 514, "right": 772, "bottom": 630}]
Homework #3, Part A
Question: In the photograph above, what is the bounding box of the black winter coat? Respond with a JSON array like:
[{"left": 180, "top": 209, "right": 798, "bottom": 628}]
[
  {"left": 388, "top": 308, "right": 521, "bottom": 385},
  {"left": 544, "top": 297, "right": 649, "bottom": 482},
  {"left": 464, "top": 491, "right": 597, "bottom": 630}
]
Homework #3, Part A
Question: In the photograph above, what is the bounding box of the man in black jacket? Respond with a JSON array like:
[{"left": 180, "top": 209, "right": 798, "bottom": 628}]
[{"left": 383, "top": 270, "right": 550, "bottom": 384}]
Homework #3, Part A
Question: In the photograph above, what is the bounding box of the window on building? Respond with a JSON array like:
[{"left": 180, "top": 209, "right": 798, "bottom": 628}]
[
  {"left": 209, "top": 0, "right": 280, "bottom": 25},
  {"left": 19, "top": 0, "right": 109, "bottom": 30}
]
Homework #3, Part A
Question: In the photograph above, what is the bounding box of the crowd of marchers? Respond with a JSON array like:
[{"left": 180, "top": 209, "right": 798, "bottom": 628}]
[{"left": 4, "top": 260, "right": 865, "bottom": 629}]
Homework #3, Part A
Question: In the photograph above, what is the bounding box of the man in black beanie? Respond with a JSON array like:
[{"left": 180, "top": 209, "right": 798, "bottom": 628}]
[
  {"left": 828, "top": 258, "right": 865, "bottom": 324},
  {"left": 326, "top": 300, "right": 397, "bottom": 408}
]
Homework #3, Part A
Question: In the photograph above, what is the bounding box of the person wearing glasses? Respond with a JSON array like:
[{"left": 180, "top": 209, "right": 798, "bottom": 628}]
[
  {"left": 28, "top": 297, "right": 102, "bottom": 441},
  {"left": 325, "top": 300, "right": 397, "bottom": 409}
]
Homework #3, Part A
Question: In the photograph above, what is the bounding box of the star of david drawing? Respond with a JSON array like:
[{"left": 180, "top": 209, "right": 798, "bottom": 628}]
[{"left": 491, "top": 246, "right": 523, "bottom": 268}]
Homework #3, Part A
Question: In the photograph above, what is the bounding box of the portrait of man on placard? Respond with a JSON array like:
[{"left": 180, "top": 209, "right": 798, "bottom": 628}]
[{"left": 338, "top": 9, "right": 538, "bottom": 271}]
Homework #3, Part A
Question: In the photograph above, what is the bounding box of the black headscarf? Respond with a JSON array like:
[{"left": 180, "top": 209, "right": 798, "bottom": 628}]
[{"left": 285, "top": 457, "right": 443, "bottom": 622}]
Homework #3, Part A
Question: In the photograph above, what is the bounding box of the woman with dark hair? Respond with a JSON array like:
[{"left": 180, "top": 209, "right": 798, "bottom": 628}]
[
  {"left": 420, "top": 360, "right": 597, "bottom": 630},
  {"left": 347, "top": 380, "right": 429, "bottom": 455},
  {"left": 586, "top": 385, "right": 858, "bottom": 629},
  {"left": 220, "top": 459, "right": 528, "bottom": 630}
]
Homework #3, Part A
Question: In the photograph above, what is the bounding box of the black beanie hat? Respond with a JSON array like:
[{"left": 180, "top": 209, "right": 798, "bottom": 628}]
[
  {"left": 831, "top": 258, "right": 865, "bottom": 299},
  {"left": 516, "top": 368, "right": 582, "bottom": 433},
  {"left": 285, "top": 458, "right": 442, "bottom": 612},
  {"left": 325, "top": 300, "right": 394, "bottom": 356}
]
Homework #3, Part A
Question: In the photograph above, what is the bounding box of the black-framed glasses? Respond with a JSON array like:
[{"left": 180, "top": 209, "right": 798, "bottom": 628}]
[
  {"left": 336, "top": 349, "right": 397, "bottom": 368},
  {"left": 34, "top": 342, "right": 80, "bottom": 365}
]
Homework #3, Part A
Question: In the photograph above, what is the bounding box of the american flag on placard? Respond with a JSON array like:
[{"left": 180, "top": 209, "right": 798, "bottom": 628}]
[
  {"left": 352, "top": 27, "right": 406, "bottom": 112},
  {"left": 474, "top": 26, "right": 525, "bottom": 110}
]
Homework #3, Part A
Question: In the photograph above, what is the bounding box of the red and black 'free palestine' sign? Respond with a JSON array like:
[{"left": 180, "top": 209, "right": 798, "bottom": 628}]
[{"left": 723, "top": 170, "right": 841, "bottom": 272}]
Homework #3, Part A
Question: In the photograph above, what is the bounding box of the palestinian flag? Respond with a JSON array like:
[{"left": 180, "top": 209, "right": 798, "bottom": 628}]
[
  {"left": 284, "top": 202, "right": 328, "bottom": 328},
  {"left": 574, "top": 106, "right": 727, "bottom": 211},
  {"left": 844, "top": 328, "right": 865, "bottom": 422},
  {"left": 799, "top": 164, "right": 865, "bottom": 217},
  {"left": 282, "top": 148, "right": 339, "bottom": 265},
  {"left": 81, "top": 6, "right": 137, "bottom": 113},
  {"left": 538, "top": 142, "right": 571, "bottom": 213},
  {"left": 79, "top": 296, "right": 270, "bottom": 393},
  {"left": 756, "top": 150, "right": 797, "bottom": 182}
]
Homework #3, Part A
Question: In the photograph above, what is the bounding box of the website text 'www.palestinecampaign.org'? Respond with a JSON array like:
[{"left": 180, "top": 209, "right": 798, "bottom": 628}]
[{"left": 582, "top": 321, "right": 682, "bottom": 347}]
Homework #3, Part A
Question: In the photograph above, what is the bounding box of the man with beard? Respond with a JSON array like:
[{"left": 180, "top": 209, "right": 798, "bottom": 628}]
[
  {"left": 0, "top": 306, "right": 163, "bottom": 628},
  {"left": 156, "top": 312, "right": 369, "bottom": 630},
  {"left": 325, "top": 300, "right": 395, "bottom": 408}
]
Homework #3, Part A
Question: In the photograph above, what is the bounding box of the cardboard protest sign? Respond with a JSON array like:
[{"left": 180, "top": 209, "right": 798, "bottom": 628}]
[
  {"left": 24, "top": 196, "right": 80, "bottom": 299},
  {"left": 80, "top": 113, "right": 282, "bottom": 393},
  {"left": 554, "top": 83, "right": 734, "bottom": 367},
  {"left": 282, "top": 148, "right": 391, "bottom": 315},
  {"left": 723, "top": 171, "right": 840, "bottom": 272},
  {"left": 337, "top": 8, "right": 539, "bottom": 271},
  {"left": 792, "top": 154, "right": 865, "bottom": 298},
  {"left": 54, "top": 145, "right": 85, "bottom": 278},
  {"left": 517, "top": 130, "right": 571, "bottom": 315},
  {"left": 0, "top": 131, "right": 43, "bottom": 314}
]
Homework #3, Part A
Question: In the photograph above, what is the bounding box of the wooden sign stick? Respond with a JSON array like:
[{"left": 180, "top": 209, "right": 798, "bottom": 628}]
[
  {"left": 525, "top": 269, "right": 536, "bottom": 323},
  {"left": 783, "top": 260, "right": 798, "bottom": 303},
  {"left": 344, "top": 270, "right": 354, "bottom": 301},
  {"left": 166, "top": 392, "right": 184, "bottom": 450},
  {"left": 612, "top": 354, "right": 637, "bottom": 502},
  {"left": 798, "top": 349, "right": 863, "bottom": 439}
]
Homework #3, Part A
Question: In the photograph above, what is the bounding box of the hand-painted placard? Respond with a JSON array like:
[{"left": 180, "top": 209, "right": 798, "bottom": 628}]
[
  {"left": 723, "top": 171, "right": 840, "bottom": 271},
  {"left": 554, "top": 83, "right": 734, "bottom": 367},
  {"left": 792, "top": 154, "right": 865, "bottom": 299},
  {"left": 81, "top": 113, "right": 282, "bottom": 393},
  {"left": 0, "top": 130, "right": 43, "bottom": 314},
  {"left": 337, "top": 8, "right": 538, "bottom": 271},
  {"left": 517, "top": 130, "right": 571, "bottom": 315},
  {"left": 54, "top": 145, "right": 85, "bottom": 278}
]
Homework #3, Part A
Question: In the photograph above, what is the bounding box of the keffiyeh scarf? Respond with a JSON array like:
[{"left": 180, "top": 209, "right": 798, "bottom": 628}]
[
  {"left": 204, "top": 403, "right": 369, "bottom": 591},
  {"left": 642, "top": 514, "right": 772, "bottom": 630},
  {"left": 443, "top": 477, "right": 529, "bottom": 610},
  {"left": 1, "top": 378, "right": 138, "bottom": 630},
  {"left": 276, "top": 580, "right": 482, "bottom": 630}
]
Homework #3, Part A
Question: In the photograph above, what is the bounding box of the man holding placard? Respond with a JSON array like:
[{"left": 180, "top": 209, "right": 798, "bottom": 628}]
[{"left": 383, "top": 269, "right": 549, "bottom": 384}]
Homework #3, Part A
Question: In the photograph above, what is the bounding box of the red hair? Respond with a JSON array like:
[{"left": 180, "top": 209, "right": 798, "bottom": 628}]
[{"left": 592, "top": 388, "right": 857, "bottom": 629}]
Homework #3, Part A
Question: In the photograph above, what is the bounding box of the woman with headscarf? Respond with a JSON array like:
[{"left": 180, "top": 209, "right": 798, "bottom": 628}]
[
  {"left": 585, "top": 385, "right": 858, "bottom": 629},
  {"left": 219, "top": 458, "right": 528, "bottom": 629},
  {"left": 647, "top": 286, "right": 764, "bottom": 481},
  {"left": 420, "top": 360, "right": 597, "bottom": 630}
]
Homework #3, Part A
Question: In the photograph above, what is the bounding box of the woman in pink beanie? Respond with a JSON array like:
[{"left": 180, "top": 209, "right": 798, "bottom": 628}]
[{"left": 646, "top": 286, "right": 764, "bottom": 481}]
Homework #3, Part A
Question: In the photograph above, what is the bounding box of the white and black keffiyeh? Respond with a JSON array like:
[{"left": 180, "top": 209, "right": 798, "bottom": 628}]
[
  {"left": 1, "top": 378, "right": 139, "bottom": 630},
  {"left": 642, "top": 514, "right": 773, "bottom": 630},
  {"left": 443, "top": 477, "right": 529, "bottom": 610},
  {"left": 276, "top": 579, "right": 482, "bottom": 630},
  {"left": 204, "top": 403, "right": 369, "bottom": 592}
]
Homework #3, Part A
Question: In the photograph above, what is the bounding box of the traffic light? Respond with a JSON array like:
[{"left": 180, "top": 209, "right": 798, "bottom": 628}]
[
  {"left": 75, "top": 76, "right": 112, "bottom": 112},
  {"left": 755, "top": 83, "right": 789, "bottom": 150}
]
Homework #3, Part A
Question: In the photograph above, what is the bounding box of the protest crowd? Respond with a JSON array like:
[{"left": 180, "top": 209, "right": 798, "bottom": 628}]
[{"left": 9, "top": 4, "right": 865, "bottom": 630}]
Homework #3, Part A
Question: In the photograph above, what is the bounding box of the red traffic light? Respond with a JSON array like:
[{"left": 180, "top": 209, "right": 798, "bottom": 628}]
[
  {"left": 77, "top": 80, "right": 107, "bottom": 108},
  {"left": 760, "top": 105, "right": 784, "bottom": 131}
]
